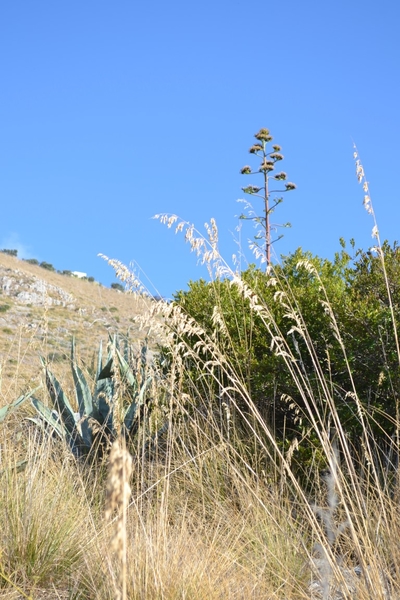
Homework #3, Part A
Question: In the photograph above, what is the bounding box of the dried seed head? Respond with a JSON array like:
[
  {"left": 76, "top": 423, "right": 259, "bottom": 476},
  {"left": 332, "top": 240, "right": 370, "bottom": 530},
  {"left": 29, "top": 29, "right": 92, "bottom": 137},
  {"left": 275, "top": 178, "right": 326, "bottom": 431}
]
[
  {"left": 249, "top": 143, "right": 263, "bottom": 154},
  {"left": 260, "top": 160, "right": 274, "bottom": 172},
  {"left": 356, "top": 160, "right": 364, "bottom": 183},
  {"left": 285, "top": 182, "right": 296, "bottom": 190},
  {"left": 274, "top": 171, "right": 287, "bottom": 180},
  {"left": 241, "top": 165, "right": 252, "bottom": 174},
  {"left": 105, "top": 438, "right": 133, "bottom": 522},
  {"left": 242, "top": 185, "right": 261, "bottom": 194},
  {"left": 105, "top": 437, "right": 133, "bottom": 600},
  {"left": 270, "top": 152, "right": 284, "bottom": 161},
  {"left": 254, "top": 128, "right": 272, "bottom": 142},
  {"left": 272, "top": 144, "right": 281, "bottom": 152},
  {"left": 363, "top": 194, "right": 373, "bottom": 215}
]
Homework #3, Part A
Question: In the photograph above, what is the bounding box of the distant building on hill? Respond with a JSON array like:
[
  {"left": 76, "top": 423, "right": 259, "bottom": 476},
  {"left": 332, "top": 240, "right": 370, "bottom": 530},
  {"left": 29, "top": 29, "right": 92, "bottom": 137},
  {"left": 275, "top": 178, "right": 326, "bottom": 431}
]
[{"left": 71, "top": 271, "right": 87, "bottom": 279}]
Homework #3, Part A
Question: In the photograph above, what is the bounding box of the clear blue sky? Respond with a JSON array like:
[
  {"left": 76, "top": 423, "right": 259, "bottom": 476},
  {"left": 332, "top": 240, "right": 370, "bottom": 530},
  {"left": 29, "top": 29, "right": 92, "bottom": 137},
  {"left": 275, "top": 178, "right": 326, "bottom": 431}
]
[{"left": 1, "top": 1, "right": 399, "bottom": 299}]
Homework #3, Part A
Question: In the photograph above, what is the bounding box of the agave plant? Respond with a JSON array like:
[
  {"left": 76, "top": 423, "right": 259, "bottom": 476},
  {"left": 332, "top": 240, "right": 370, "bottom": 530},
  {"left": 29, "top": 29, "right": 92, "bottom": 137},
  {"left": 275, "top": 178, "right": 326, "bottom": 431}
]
[{"left": 26, "top": 336, "right": 166, "bottom": 459}]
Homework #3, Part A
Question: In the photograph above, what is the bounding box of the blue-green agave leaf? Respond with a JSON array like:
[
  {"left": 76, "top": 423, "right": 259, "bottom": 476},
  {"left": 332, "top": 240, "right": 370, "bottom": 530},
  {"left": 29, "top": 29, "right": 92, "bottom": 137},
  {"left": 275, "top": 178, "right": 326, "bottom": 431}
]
[
  {"left": 31, "top": 397, "right": 86, "bottom": 456},
  {"left": 98, "top": 358, "right": 114, "bottom": 380},
  {"left": 30, "top": 398, "right": 66, "bottom": 439},
  {"left": 71, "top": 338, "right": 93, "bottom": 448},
  {"left": 41, "top": 357, "right": 77, "bottom": 437},
  {"left": 123, "top": 397, "right": 138, "bottom": 433},
  {"left": 137, "top": 375, "right": 153, "bottom": 406},
  {"left": 94, "top": 340, "right": 116, "bottom": 429},
  {"left": 97, "top": 340, "right": 115, "bottom": 380},
  {"left": 115, "top": 347, "right": 138, "bottom": 391},
  {"left": 140, "top": 339, "right": 148, "bottom": 381},
  {"left": 96, "top": 340, "right": 103, "bottom": 380},
  {"left": 123, "top": 336, "right": 129, "bottom": 363},
  {"left": 94, "top": 377, "right": 114, "bottom": 427},
  {"left": 0, "top": 386, "right": 42, "bottom": 423},
  {"left": 123, "top": 375, "right": 152, "bottom": 433}
]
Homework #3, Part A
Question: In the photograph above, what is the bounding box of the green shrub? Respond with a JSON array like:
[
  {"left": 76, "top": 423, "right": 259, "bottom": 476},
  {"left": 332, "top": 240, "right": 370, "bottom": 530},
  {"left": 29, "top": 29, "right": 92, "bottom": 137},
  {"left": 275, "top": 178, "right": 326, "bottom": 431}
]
[
  {"left": 0, "top": 303, "right": 11, "bottom": 313},
  {"left": 111, "top": 283, "right": 124, "bottom": 292},
  {"left": 40, "top": 261, "right": 55, "bottom": 271}
]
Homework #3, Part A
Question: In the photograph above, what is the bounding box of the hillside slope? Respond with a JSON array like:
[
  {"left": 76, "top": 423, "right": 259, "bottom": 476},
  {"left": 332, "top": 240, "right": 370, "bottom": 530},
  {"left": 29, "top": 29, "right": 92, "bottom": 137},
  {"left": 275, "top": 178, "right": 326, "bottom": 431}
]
[{"left": 0, "top": 253, "right": 156, "bottom": 404}]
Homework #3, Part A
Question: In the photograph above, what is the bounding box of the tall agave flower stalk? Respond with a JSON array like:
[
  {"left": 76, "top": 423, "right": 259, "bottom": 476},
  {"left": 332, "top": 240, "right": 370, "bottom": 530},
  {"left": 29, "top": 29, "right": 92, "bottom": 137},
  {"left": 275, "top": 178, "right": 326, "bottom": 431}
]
[{"left": 239, "top": 128, "right": 296, "bottom": 269}]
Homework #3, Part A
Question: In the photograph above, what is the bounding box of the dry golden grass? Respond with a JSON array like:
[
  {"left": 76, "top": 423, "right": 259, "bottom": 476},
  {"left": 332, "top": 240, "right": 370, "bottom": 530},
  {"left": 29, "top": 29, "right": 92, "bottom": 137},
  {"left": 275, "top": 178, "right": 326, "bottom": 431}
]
[
  {"left": 0, "top": 416, "right": 312, "bottom": 599},
  {"left": 3, "top": 401, "right": 399, "bottom": 599}
]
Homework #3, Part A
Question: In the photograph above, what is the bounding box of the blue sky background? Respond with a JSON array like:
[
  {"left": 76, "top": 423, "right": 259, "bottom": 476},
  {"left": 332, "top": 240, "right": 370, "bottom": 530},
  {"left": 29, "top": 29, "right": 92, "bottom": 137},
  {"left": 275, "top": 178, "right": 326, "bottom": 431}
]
[{"left": 1, "top": 1, "right": 399, "bottom": 299}]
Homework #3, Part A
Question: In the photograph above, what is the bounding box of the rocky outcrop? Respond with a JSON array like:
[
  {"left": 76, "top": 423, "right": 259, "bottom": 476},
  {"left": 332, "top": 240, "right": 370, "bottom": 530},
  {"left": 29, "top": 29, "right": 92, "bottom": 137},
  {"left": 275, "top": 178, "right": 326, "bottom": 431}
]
[{"left": 1, "top": 268, "right": 75, "bottom": 308}]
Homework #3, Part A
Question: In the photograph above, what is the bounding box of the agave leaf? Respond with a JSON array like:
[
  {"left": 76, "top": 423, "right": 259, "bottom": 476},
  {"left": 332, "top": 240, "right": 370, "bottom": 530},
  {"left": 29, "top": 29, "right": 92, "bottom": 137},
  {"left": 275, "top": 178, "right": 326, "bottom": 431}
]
[
  {"left": 115, "top": 347, "right": 138, "bottom": 391},
  {"left": 98, "top": 357, "right": 114, "bottom": 380},
  {"left": 98, "top": 340, "right": 115, "bottom": 380},
  {"left": 137, "top": 375, "right": 153, "bottom": 406},
  {"left": 41, "top": 357, "right": 77, "bottom": 437},
  {"left": 94, "top": 340, "right": 116, "bottom": 428},
  {"left": 0, "top": 386, "right": 42, "bottom": 423},
  {"left": 94, "top": 377, "right": 114, "bottom": 428},
  {"left": 30, "top": 398, "right": 65, "bottom": 439},
  {"left": 140, "top": 339, "right": 148, "bottom": 381},
  {"left": 31, "top": 398, "right": 86, "bottom": 457},
  {"left": 91, "top": 340, "right": 108, "bottom": 424},
  {"left": 71, "top": 338, "right": 93, "bottom": 448},
  {"left": 96, "top": 340, "right": 103, "bottom": 380},
  {"left": 26, "top": 416, "right": 51, "bottom": 432},
  {"left": 123, "top": 336, "right": 129, "bottom": 363},
  {"left": 123, "top": 375, "right": 152, "bottom": 434},
  {"left": 123, "top": 396, "right": 138, "bottom": 433}
]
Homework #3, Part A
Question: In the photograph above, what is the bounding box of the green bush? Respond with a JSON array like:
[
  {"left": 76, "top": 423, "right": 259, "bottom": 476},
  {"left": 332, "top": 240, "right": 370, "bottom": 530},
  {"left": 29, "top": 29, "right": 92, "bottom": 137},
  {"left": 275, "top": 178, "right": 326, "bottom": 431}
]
[
  {"left": 111, "top": 283, "right": 124, "bottom": 292},
  {"left": 40, "top": 261, "right": 55, "bottom": 271},
  {"left": 173, "top": 240, "right": 400, "bottom": 453},
  {"left": 0, "top": 303, "right": 11, "bottom": 313}
]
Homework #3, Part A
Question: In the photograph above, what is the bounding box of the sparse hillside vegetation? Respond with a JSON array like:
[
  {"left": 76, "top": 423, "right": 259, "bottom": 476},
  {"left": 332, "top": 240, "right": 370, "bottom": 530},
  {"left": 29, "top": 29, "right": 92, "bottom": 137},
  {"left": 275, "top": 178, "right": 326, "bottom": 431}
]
[{"left": 0, "top": 252, "right": 155, "bottom": 400}]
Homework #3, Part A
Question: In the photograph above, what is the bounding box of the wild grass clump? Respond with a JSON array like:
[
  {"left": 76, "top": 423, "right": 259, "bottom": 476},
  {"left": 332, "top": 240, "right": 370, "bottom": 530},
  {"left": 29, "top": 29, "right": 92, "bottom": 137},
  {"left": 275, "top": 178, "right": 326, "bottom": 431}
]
[{"left": 0, "top": 427, "right": 95, "bottom": 595}]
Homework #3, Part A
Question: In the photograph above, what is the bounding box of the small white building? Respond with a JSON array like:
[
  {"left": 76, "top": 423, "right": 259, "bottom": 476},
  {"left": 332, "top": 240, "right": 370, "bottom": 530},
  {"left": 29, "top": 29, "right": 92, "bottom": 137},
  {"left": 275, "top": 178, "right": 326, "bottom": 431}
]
[{"left": 71, "top": 271, "right": 87, "bottom": 279}]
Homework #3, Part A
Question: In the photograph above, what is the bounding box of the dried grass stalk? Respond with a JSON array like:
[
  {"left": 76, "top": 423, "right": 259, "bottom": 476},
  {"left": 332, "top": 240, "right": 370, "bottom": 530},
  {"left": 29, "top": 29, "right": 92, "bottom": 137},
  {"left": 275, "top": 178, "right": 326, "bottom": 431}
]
[{"left": 105, "top": 437, "right": 133, "bottom": 600}]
